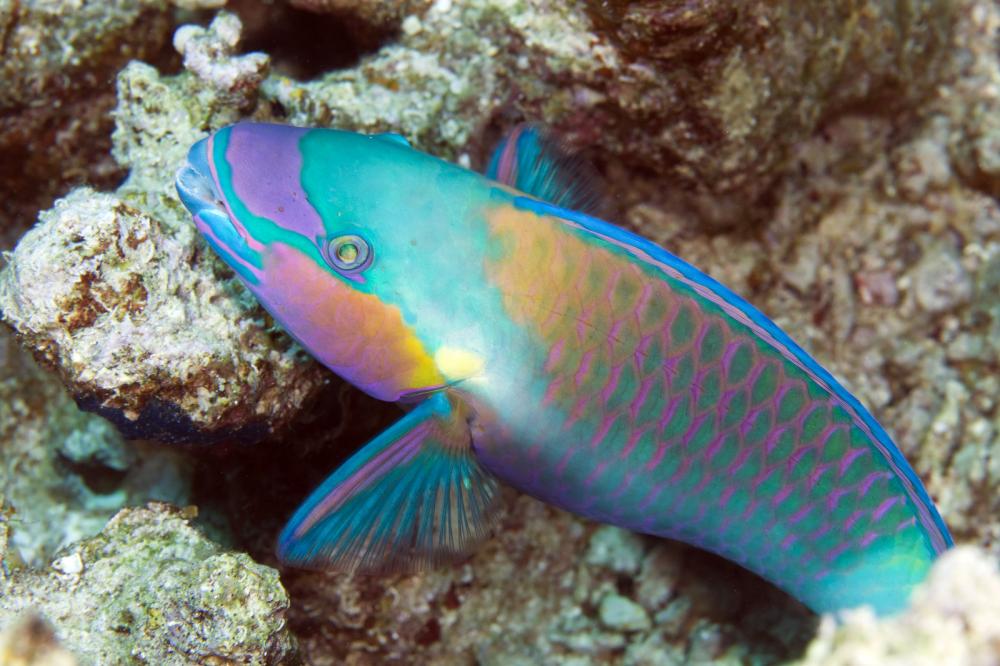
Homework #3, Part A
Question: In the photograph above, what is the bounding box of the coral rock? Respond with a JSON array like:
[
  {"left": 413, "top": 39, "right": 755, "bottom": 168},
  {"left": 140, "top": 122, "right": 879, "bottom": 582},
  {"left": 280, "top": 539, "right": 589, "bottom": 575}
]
[
  {"left": 0, "top": 189, "right": 326, "bottom": 444},
  {"left": 798, "top": 546, "right": 1000, "bottom": 666},
  {"left": 0, "top": 504, "right": 296, "bottom": 665},
  {"left": 173, "top": 12, "right": 270, "bottom": 110},
  {"left": 0, "top": 327, "right": 190, "bottom": 567},
  {"left": 0, "top": 0, "right": 174, "bottom": 239},
  {"left": 264, "top": 0, "right": 958, "bottom": 226}
]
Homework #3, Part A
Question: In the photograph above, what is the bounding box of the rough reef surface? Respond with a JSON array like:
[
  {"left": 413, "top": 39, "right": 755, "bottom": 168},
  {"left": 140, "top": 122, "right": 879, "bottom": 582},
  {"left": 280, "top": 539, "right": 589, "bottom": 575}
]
[
  {"left": 0, "top": 187, "right": 326, "bottom": 444},
  {"left": 0, "top": 0, "right": 998, "bottom": 665},
  {"left": 0, "top": 0, "right": 177, "bottom": 245},
  {"left": 277, "top": 497, "right": 815, "bottom": 664},
  {"left": 0, "top": 326, "right": 190, "bottom": 567},
  {"left": 262, "top": 0, "right": 958, "bottom": 226},
  {"left": 0, "top": 13, "right": 328, "bottom": 445},
  {"left": 798, "top": 546, "right": 1000, "bottom": 666},
  {"left": 0, "top": 504, "right": 296, "bottom": 665}
]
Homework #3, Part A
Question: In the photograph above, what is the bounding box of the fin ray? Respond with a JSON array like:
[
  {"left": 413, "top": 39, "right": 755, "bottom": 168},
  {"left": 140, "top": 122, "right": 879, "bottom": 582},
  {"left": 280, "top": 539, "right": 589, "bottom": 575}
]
[
  {"left": 278, "top": 393, "right": 502, "bottom": 572},
  {"left": 487, "top": 124, "right": 604, "bottom": 215}
]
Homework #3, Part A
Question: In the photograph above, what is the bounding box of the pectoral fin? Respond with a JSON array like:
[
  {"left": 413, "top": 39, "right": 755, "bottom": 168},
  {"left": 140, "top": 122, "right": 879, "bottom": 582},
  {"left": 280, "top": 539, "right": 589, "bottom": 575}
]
[{"left": 277, "top": 392, "right": 502, "bottom": 572}]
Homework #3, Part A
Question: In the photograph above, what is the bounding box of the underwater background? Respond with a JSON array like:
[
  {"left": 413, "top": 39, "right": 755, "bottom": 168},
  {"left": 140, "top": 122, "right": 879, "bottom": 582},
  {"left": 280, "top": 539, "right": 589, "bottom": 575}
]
[{"left": 0, "top": 0, "right": 998, "bottom": 664}]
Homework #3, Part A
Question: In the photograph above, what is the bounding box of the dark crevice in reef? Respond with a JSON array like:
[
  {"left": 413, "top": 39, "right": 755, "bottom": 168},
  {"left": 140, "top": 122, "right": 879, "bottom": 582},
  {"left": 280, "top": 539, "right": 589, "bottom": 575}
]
[
  {"left": 0, "top": 108, "right": 123, "bottom": 250},
  {"left": 186, "top": 377, "right": 401, "bottom": 563},
  {"left": 230, "top": 0, "right": 397, "bottom": 81},
  {"left": 57, "top": 456, "right": 131, "bottom": 496}
]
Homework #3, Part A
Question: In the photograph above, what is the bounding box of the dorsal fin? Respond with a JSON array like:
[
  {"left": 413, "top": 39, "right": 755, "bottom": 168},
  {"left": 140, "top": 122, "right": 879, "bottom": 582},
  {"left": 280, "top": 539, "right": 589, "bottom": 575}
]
[
  {"left": 371, "top": 132, "right": 411, "bottom": 148},
  {"left": 486, "top": 124, "right": 604, "bottom": 215}
]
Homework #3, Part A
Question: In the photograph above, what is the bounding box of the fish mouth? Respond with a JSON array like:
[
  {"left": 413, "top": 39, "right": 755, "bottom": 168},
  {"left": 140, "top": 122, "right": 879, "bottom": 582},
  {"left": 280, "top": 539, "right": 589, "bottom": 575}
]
[
  {"left": 175, "top": 138, "right": 239, "bottom": 239},
  {"left": 175, "top": 137, "right": 259, "bottom": 270}
]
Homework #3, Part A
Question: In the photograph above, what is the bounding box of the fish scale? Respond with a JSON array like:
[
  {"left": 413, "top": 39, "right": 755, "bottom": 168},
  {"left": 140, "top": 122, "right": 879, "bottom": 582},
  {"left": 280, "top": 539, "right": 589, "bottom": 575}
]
[
  {"left": 176, "top": 122, "right": 951, "bottom": 615},
  {"left": 479, "top": 204, "right": 934, "bottom": 610}
]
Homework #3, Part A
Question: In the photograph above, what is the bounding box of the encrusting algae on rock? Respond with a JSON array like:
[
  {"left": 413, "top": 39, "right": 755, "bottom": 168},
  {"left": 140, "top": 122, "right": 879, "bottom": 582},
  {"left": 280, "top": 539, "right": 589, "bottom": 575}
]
[
  {"left": 0, "top": 0, "right": 177, "bottom": 241},
  {"left": 0, "top": 13, "right": 332, "bottom": 446},
  {"left": 261, "top": 0, "right": 956, "bottom": 226},
  {"left": 0, "top": 504, "right": 296, "bottom": 665},
  {"left": 0, "top": 0, "right": 999, "bottom": 664},
  {"left": 0, "top": 188, "right": 326, "bottom": 444},
  {"left": 0, "top": 325, "right": 189, "bottom": 568}
]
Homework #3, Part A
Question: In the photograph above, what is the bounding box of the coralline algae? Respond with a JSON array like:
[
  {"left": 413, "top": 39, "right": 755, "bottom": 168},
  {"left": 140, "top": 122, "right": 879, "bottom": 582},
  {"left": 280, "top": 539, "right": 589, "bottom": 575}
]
[
  {"left": 0, "top": 14, "right": 331, "bottom": 446},
  {"left": 262, "top": 0, "right": 957, "bottom": 226},
  {"left": 0, "top": 327, "right": 189, "bottom": 568},
  {"left": 0, "top": 504, "right": 295, "bottom": 665},
  {"left": 0, "top": 0, "right": 998, "bottom": 664},
  {"left": 0, "top": 188, "right": 326, "bottom": 444},
  {"left": 0, "top": 0, "right": 176, "bottom": 242}
]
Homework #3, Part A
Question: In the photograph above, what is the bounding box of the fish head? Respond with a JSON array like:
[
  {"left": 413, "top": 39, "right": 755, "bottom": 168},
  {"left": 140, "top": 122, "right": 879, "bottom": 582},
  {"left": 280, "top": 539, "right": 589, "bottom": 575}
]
[{"left": 174, "top": 122, "right": 485, "bottom": 401}]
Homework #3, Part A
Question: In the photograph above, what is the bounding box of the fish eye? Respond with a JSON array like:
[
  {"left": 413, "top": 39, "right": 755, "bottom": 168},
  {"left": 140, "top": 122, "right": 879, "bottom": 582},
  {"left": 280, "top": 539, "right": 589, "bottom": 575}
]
[{"left": 326, "top": 234, "right": 372, "bottom": 273}]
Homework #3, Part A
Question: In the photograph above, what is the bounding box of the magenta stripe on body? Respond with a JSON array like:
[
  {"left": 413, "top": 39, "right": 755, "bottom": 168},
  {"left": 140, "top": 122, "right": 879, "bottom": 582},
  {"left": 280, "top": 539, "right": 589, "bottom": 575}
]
[
  {"left": 720, "top": 339, "right": 742, "bottom": 370},
  {"left": 544, "top": 339, "right": 565, "bottom": 373},
  {"left": 807, "top": 462, "right": 832, "bottom": 486},
  {"left": 789, "top": 503, "right": 815, "bottom": 525},
  {"left": 843, "top": 508, "right": 867, "bottom": 532},
  {"left": 824, "top": 541, "right": 851, "bottom": 563},
  {"left": 839, "top": 447, "right": 868, "bottom": 477},
  {"left": 599, "top": 363, "right": 624, "bottom": 405},
  {"left": 859, "top": 531, "right": 880, "bottom": 548},
  {"left": 859, "top": 470, "right": 891, "bottom": 496},
  {"left": 872, "top": 496, "right": 903, "bottom": 521},
  {"left": 550, "top": 216, "right": 948, "bottom": 553},
  {"left": 826, "top": 486, "right": 851, "bottom": 511}
]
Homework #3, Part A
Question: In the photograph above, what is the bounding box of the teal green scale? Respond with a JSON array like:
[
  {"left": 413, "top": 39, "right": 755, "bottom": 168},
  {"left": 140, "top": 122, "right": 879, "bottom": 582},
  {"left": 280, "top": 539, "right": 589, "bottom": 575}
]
[{"left": 469, "top": 197, "right": 942, "bottom": 614}]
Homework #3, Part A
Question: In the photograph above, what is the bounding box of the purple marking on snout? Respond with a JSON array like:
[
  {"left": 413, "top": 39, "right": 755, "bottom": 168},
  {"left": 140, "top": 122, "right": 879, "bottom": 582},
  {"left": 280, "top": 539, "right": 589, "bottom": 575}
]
[{"left": 226, "top": 124, "right": 327, "bottom": 242}]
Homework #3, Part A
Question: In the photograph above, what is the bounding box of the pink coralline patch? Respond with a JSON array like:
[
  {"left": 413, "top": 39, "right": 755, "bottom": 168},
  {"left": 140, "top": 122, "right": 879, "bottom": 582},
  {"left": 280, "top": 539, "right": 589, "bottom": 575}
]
[{"left": 854, "top": 270, "right": 900, "bottom": 307}]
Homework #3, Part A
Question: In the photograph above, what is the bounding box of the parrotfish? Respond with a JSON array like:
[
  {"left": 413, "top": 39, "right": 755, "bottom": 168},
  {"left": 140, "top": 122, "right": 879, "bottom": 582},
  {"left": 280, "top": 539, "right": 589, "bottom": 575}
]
[{"left": 175, "top": 122, "right": 952, "bottom": 615}]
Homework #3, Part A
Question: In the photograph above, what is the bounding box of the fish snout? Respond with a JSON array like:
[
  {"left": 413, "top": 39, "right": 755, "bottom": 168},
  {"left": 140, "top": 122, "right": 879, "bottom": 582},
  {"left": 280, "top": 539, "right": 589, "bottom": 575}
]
[
  {"left": 175, "top": 138, "right": 224, "bottom": 218},
  {"left": 174, "top": 138, "right": 247, "bottom": 248},
  {"left": 175, "top": 137, "right": 262, "bottom": 279}
]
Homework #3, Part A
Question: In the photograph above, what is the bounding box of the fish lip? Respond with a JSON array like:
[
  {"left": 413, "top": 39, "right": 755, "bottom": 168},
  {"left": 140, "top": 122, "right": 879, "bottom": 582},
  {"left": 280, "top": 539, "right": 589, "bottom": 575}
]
[
  {"left": 175, "top": 138, "right": 265, "bottom": 279},
  {"left": 174, "top": 138, "right": 227, "bottom": 219}
]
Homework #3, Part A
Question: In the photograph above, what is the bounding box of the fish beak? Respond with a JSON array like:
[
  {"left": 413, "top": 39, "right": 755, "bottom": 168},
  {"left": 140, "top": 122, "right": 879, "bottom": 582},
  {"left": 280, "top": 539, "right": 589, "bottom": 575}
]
[
  {"left": 175, "top": 138, "right": 221, "bottom": 214},
  {"left": 174, "top": 138, "right": 244, "bottom": 244}
]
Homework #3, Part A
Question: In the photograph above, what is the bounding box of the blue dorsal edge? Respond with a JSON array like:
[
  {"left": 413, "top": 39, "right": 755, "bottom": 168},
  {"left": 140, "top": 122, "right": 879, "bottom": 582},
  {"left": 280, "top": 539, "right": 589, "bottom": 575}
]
[
  {"left": 513, "top": 195, "right": 954, "bottom": 553},
  {"left": 487, "top": 124, "right": 604, "bottom": 216},
  {"left": 372, "top": 132, "right": 411, "bottom": 148},
  {"left": 277, "top": 392, "right": 503, "bottom": 572}
]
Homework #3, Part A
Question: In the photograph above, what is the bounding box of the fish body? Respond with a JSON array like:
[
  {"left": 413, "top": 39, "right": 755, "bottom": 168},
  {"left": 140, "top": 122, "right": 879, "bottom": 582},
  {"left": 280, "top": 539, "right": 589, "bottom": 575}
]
[{"left": 176, "top": 122, "right": 952, "bottom": 615}]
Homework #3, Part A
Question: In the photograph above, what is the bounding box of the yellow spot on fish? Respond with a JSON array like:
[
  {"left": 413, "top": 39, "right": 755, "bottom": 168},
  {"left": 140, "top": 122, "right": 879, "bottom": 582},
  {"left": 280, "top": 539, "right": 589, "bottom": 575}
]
[{"left": 435, "top": 346, "right": 485, "bottom": 381}]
